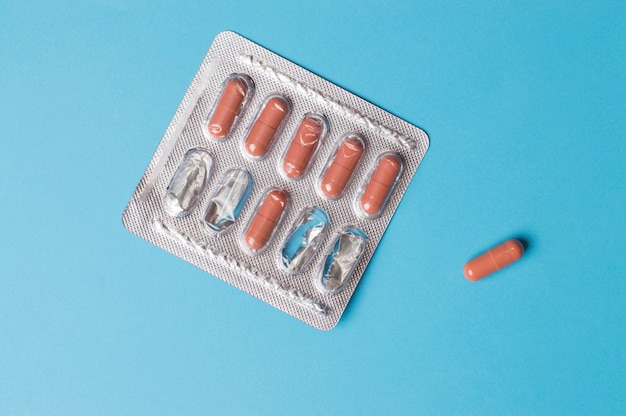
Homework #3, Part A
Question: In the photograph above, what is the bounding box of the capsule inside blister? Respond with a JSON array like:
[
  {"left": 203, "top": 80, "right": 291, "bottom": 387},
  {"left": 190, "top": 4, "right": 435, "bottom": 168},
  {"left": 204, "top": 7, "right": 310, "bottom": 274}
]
[
  {"left": 242, "top": 189, "right": 289, "bottom": 253},
  {"left": 281, "top": 113, "right": 328, "bottom": 179},
  {"left": 164, "top": 148, "right": 213, "bottom": 217},
  {"left": 319, "top": 134, "right": 365, "bottom": 199},
  {"left": 205, "top": 74, "right": 254, "bottom": 140},
  {"left": 357, "top": 153, "right": 403, "bottom": 219},
  {"left": 317, "top": 227, "right": 368, "bottom": 294},
  {"left": 243, "top": 94, "right": 291, "bottom": 159},
  {"left": 280, "top": 206, "right": 330, "bottom": 274},
  {"left": 203, "top": 169, "right": 253, "bottom": 233}
]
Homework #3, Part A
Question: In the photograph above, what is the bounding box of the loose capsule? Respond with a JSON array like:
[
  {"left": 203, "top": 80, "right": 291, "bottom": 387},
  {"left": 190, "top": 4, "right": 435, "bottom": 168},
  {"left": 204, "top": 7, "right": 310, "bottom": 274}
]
[
  {"left": 164, "top": 148, "right": 213, "bottom": 217},
  {"left": 244, "top": 95, "right": 290, "bottom": 158},
  {"left": 282, "top": 114, "right": 326, "bottom": 179},
  {"left": 463, "top": 239, "right": 524, "bottom": 281},
  {"left": 243, "top": 190, "right": 288, "bottom": 252},
  {"left": 359, "top": 153, "right": 402, "bottom": 218},
  {"left": 207, "top": 74, "right": 252, "bottom": 140},
  {"left": 320, "top": 135, "right": 364, "bottom": 198}
]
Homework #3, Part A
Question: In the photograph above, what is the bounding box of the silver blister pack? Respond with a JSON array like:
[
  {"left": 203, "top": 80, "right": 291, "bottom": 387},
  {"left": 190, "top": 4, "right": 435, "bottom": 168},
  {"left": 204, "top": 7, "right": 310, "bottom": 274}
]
[{"left": 122, "top": 31, "right": 429, "bottom": 330}]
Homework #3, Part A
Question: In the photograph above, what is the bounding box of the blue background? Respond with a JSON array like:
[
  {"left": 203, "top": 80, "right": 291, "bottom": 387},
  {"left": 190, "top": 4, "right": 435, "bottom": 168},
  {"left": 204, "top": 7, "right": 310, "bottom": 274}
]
[{"left": 1, "top": 1, "right": 624, "bottom": 414}]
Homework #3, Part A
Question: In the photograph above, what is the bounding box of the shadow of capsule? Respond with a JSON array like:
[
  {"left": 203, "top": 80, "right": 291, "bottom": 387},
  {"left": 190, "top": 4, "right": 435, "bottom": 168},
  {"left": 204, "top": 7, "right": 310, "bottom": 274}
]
[{"left": 514, "top": 235, "right": 532, "bottom": 256}]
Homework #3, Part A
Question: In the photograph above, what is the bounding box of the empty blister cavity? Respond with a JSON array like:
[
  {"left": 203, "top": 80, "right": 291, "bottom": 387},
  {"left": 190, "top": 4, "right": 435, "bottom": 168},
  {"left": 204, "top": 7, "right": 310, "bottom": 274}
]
[
  {"left": 357, "top": 152, "right": 403, "bottom": 219},
  {"left": 242, "top": 188, "right": 289, "bottom": 253},
  {"left": 243, "top": 94, "right": 291, "bottom": 159},
  {"left": 319, "top": 133, "right": 365, "bottom": 199},
  {"left": 204, "top": 73, "right": 254, "bottom": 140},
  {"left": 203, "top": 169, "right": 253, "bottom": 233},
  {"left": 317, "top": 227, "right": 368, "bottom": 294},
  {"left": 164, "top": 148, "right": 213, "bottom": 217},
  {"left": 280, "top": 206, "right": 330, "bottom": 274},
  {"left": 281, "top": 113, "right": 328, "bottom": 179}
]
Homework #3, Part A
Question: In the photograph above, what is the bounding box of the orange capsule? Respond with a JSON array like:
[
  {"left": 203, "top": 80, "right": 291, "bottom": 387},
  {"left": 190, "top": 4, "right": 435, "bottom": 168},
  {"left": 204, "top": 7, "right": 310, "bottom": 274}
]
[
  {"left": 282, "top": 114, "right": 326, "bottom": 179},
  {"left": 244, "top": 96, "right": 290, "bottom": 158},
  {"left": 463, "top": 239, "right": 524, "bottom": 281},
  {"left": 359, "top": 153, "right": 402, "bottom": 217},
  {"left": 207, "top": 75, "right": 251, "bottom": 139},
  {"left": 243, "top": 190, "right": 288, "bottom": 252},
  {"left": 320, "top": 136, "right": 364, "bottom": 198}
]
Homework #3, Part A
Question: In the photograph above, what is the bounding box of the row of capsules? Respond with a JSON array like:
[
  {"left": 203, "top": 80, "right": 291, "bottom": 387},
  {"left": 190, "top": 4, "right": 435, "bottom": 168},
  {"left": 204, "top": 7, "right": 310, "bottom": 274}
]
[{"left": 164, "top": 73, "right": 404, "bottom": 295}]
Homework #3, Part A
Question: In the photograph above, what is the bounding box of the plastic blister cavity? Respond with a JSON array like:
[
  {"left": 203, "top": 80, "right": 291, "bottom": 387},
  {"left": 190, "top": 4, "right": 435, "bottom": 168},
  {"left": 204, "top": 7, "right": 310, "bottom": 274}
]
[
  {"left": 243, "top": 94, "right": 291, "bottom": 159},
  {"left": 317, "top": 227, "right": 368, "bottom": 294},
  {"left": 204, "top": 73, "right": 254, "bottom": 141},
  {"left": 122, "top": 32, "right": 430, "bottom": 330},
  {"left": 280, "top": 113, "right": 328, "bottom": 179},
  {"left": 204, "top": 168, "right": 253, "bottom": 233},
  {"left": 319, "top": 133, "right": 365, "bottom": 199},
  {"left": 242, "top": 188, "right": 289, "bottom": 253},
  {"left": 357, "top": 152, "right": 403, "bottom": 219},
  {"left": 280, "top": 206, "right": 330, "bottom": 274},
  {"left": 164, "top": 147, "right": 213, "bottom": 217}
]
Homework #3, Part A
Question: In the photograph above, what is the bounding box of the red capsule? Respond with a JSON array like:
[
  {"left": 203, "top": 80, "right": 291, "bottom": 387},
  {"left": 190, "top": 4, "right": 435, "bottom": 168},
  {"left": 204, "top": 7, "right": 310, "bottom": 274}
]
[
  {"left": 463, "top": 239, "right": 524, "bottom": 281},
  {"left": 282, "top": 115, "right": 325, "bottom": 179},
  {"left": 207, "top": 76, "right": 250, "bottom": 139},
  {"left": 243, "top": 190, "right": 288, "bottom": 252},
  {"left": 320, "top": 136, "right": 364, "bottom": 198},
  {"left": 359, "top": 154, "right": 402, "bottom": 217},
  {"left": 244, "top": 96, "right": 289, "bottom": 158}
]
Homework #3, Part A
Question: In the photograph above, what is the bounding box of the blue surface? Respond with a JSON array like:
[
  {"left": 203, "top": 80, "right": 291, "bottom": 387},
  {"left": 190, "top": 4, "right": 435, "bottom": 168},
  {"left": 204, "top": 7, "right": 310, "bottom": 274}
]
[{"left": 1, "top": 1, "right": 624, "bottom": 414}]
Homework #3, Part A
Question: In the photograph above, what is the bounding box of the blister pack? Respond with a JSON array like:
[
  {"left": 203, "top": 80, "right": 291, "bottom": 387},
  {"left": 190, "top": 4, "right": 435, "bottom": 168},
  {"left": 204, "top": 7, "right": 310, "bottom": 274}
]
[{"left": 122, "top": 31, "right": 429, "bottom": 330}]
